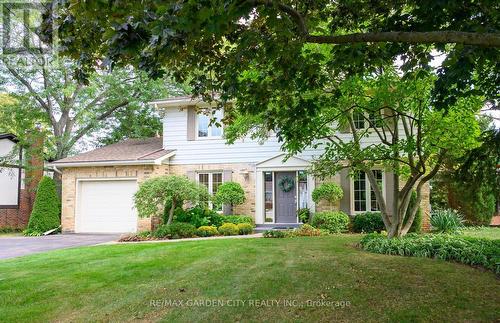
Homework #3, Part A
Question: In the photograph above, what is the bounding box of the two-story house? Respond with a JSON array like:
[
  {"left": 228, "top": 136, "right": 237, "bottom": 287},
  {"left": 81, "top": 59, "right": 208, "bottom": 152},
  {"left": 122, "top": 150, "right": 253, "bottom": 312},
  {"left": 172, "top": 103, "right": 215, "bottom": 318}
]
[{"left": 52, "top": 96, "right": 430, "bottom": 233}]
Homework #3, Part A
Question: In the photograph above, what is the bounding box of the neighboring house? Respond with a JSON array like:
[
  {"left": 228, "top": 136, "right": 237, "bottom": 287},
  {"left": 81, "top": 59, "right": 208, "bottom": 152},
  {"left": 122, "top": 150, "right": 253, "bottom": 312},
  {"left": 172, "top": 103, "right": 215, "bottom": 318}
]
[
  {"left": 0, "top": 132, "right": 48, "bottom": 229},
  {"left": 52, "top": 96, "right": 430, "bottom": 233},
  {"left": 0, "top": 133, "right": 29, "bottom": 229}
]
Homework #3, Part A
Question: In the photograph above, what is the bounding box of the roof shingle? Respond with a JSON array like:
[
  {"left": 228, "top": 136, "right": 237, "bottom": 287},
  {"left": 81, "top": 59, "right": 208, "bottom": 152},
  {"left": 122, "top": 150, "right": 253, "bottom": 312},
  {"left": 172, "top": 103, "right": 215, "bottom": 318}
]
[{"left": 52, "top": 137, "right": 174, "bottom": 164}]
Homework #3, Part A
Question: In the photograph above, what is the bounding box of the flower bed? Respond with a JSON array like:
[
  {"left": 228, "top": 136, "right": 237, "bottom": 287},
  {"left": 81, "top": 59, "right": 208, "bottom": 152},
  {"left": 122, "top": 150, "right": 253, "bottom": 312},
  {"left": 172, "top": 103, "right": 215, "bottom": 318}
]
[
  {"left": 360, "top": 233, "right": 500, "bottom": 274},
  {"left": 119, "top": 219, "right": 255, "bottom": 242}
]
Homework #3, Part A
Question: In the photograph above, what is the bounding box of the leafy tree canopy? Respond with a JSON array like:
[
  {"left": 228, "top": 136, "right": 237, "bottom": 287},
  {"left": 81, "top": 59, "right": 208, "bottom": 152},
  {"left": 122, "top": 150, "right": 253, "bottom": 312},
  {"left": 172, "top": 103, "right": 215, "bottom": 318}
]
[
  {"left": 47, "top": 0, "right": 499, "bottom": 109},
  {"left": 134, "top": 175, "right": 209, "bottom": 224},
  {"left": 213, "top": 181, "right": 246, "bottom": 213},
  {"left": 0, "top": 55, "right": 178, "bottom": 160},
  {"left": 230, "top": 70, "right": 483, "bottom": 237}
]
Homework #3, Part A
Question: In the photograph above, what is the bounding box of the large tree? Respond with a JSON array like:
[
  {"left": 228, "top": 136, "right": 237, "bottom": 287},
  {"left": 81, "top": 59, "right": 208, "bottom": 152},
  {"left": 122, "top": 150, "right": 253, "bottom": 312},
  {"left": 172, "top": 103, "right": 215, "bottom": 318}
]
[
  {"left": 227, "top": 71, "right": 482, "bottom": 237},
  {"left": 47, "top": 0, "right": 499, "bottom": 106},
  {"left": 431, "top": 122, "right": 500, "bottom": 225},
  {"left": 0, "top": 56, "right": 172, "bottom": 160},
  {"left": 45, "top": 1, "right": 497, "bottom": 235}
]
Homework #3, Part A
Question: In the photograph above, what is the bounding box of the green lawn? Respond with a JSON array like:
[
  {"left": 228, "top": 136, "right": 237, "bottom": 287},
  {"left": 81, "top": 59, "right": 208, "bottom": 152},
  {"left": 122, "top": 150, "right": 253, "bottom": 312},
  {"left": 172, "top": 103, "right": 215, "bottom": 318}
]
[
  {"left": 0, "top": 235, "right": 498, "bottom": 322},
  {"left": 460, "top": 226, "right": 500, "bottom": 240}
]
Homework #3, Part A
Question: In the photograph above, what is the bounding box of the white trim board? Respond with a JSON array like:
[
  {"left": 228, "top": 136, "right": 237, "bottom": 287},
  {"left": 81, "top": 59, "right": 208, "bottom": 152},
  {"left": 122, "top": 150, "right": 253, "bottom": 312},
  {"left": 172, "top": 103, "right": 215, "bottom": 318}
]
[{"left": 50, "top": 151, "right": 176, "bottom": 168}]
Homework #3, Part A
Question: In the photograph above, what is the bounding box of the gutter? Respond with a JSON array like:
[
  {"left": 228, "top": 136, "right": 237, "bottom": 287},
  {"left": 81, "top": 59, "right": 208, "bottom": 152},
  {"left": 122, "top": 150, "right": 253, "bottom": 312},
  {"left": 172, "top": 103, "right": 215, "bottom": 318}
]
[
  {"left": 48, "top": 151, "right": 176, "bottom": 168},
  {"left": 48, "top": 160, "right": 159, "bottom": 168}
]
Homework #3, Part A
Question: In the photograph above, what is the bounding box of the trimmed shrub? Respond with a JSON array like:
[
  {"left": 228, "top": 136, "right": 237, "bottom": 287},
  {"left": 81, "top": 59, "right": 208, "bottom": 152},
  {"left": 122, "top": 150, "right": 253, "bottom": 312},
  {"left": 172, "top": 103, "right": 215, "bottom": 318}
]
[
  {"left": 237, "top": 223, "right": 254, "bottom": 235},
  {"left": 153, "top": 222, "right": 196, "bottom": 239},
  {"left": 263, "top": 230, "right": 289, "bottom": 238},
  {"left": 291, "top": 224, "right": 326, "bottom": 237},
  {"left": 311, "top": 211, "right": 349, "bottom": 233},
  {"left": 298, "top": 208, "right": 311, "bottom": 224},
  {"left": 212, "top": 182, "right": 246, "bottom": 213},
  {"left": 222, "top": 215, "right": 255, "bottom": 226},
  {"left": 218, "top": 223, "right": 239, "bottom": 236},
  {"left": 352, "top": 212, "right": 385, "bottom": 233},
  {"left": 163, "top": 206, "right": 185, "bottom": 224},
  {"left": 196, "top": 226, "right": 219, "bottom": 237},
  {"left": 174, "top": 206, "right": 223, "bottom": 228},
  {"left": 312, "top": 183, "right": 343, "bottom": 204},
  {"left": 360, "top": 233, "right": 500, "bottom": 274},
  {"left": 209, "top": 213, "right": 225, "bottom": 228},
  {"left": 134, "top": 175, "right": 209, "bottom": 225},
  {"left": 25, "top": 176, "right": 60, "bottom": 236},
  {"left": 430, "top": 208, "right": 464, "bottom": 233}
]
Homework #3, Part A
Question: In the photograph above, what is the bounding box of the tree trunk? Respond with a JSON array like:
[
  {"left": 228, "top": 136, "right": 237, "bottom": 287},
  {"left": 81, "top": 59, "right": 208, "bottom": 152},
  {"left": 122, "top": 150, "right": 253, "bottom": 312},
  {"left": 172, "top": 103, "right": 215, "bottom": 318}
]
[{"left": 167, "top": 199, "right": 176, "bottom": 225}]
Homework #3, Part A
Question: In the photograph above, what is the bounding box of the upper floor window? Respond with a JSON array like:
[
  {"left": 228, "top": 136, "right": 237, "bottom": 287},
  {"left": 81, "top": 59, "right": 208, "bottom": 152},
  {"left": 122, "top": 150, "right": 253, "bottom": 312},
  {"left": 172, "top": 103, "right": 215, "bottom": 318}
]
[
  {"left": 353, "top": 111, "right": 382, "bottom": 130},
  {"left": 197, "top": 109, "right": 223, "bottom": 138},
  {"left": 353, "top": 170, "right": 384, "bottom": 212}
]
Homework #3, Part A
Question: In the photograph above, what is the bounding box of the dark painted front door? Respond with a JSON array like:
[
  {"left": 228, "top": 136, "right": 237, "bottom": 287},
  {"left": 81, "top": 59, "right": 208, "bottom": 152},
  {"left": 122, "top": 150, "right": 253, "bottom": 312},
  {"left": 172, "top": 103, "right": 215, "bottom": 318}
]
[{"left": 275, "top": 172, "right": 297, "bottom": 223}]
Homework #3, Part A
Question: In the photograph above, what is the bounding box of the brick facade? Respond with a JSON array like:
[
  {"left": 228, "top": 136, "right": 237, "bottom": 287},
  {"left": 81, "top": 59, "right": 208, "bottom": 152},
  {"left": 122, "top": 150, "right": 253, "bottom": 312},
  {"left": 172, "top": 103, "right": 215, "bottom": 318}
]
[
  {"left": 0, "top": 188, "right": 32, "bottom": 229},
  {"left": 60, "top": 162, "right": 431, "bottom": 233},
  {"left": 61, "top": 164, "right": 169, "bottom": 232},
  {"left": 0, "top": 131, "right": 44, "bottom": 230},
  {"left": 169, "top": 163, "right": 256, "bottom": 216},
  {"left": 60, "top": 162, "right": 258, "bottom": 232},
  {"left": 313, "top": 174, "right": 431, "bottom": 232}
]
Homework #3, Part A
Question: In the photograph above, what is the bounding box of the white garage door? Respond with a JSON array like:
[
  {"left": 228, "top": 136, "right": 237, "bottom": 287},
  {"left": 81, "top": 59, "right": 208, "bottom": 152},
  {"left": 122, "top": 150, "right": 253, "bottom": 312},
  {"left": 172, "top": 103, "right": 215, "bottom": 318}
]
[{"left": 76, "top": 180, "right": 138, "bottom": 233}]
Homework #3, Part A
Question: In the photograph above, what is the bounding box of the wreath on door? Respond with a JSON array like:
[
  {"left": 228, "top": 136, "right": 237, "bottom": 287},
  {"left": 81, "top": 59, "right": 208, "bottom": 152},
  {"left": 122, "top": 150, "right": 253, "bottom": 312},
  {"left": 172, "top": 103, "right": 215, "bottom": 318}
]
[{"left": 278, "top": 176, "right": 295, "bottom": 193}]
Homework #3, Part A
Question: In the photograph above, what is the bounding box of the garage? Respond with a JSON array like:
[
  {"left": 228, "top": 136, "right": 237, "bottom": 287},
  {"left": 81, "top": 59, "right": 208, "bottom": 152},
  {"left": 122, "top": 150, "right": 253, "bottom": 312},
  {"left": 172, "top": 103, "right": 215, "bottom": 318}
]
[{"left": 76, "top": 179, "right": 138, "bottom": 233}]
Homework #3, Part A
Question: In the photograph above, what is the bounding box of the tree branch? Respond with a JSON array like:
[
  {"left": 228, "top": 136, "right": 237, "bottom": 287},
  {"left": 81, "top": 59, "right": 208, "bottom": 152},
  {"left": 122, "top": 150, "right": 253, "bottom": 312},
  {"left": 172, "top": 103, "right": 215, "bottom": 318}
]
[
  {"left": 250, "top": 0, "right": 308, "bottom": 35},
  {"left": 2, "top": 59, "right": 57, "bottom": 126},
  {"left": 67, "top": 100, "right": 130, "bottom": 149},
  {"left": 306, "top": 31, "right": 500, "bottom": 47}
]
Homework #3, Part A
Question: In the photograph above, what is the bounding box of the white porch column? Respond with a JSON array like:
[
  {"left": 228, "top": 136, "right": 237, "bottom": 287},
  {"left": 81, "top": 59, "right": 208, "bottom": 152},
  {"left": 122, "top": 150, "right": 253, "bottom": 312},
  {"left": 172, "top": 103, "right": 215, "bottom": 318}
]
[
  {"left": 255, "top": 169, "right": 264, "bottom": 224},
  {"left": 307, "top": 173, "right": 316, "bottom": 213}
]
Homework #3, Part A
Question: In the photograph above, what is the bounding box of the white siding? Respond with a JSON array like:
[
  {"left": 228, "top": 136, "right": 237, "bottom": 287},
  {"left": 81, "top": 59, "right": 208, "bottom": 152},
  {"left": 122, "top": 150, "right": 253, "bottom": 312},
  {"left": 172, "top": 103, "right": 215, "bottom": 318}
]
[
  {"left": 162, "top": 106, "right": 398, "bottom": 165},
  {"left": 0, "top": 139, "right": 16, "bottom": 158}
]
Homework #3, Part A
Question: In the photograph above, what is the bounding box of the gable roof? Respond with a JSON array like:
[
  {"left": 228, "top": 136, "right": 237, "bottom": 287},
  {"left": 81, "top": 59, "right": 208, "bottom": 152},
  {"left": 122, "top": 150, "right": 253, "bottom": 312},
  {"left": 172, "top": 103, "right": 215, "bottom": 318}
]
[
  {"left": 51, "top": 137, "right": 175, "bottom": 167},
  {"left": 256, "top": 153, "right": 310, "bottom": 169}
]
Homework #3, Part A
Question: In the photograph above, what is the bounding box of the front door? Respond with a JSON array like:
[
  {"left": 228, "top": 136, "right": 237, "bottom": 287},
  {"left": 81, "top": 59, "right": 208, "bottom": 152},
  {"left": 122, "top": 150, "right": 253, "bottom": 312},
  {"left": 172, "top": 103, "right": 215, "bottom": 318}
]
[{"left": 275, "top": 172, "right": 297, "bottom": 223}]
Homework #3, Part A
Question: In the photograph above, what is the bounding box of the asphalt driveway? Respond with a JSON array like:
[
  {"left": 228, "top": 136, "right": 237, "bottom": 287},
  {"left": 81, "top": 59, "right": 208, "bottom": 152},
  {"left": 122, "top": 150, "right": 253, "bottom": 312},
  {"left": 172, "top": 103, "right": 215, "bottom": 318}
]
[{"left": 0, "top": 234, "right": 120, "bottom": 260}]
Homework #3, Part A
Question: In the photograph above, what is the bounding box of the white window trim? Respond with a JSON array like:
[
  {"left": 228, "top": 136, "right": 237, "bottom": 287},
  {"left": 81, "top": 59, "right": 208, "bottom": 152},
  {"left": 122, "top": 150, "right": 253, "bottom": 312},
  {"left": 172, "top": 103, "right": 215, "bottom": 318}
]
[
  {"left": 354, "top": 111, "right": 383, "bottom": 130},
  {"left": 350, "top": 170, "right": 385, "bottom": 214},
  {"left": 195, "top": 110, "right": 224, "bottom": 140},
  {"left": 197, "top": 171, "right": 223, "bottom": 211},
  {"left": 263, "top": 171, "right": 275, "bottom": 223}
]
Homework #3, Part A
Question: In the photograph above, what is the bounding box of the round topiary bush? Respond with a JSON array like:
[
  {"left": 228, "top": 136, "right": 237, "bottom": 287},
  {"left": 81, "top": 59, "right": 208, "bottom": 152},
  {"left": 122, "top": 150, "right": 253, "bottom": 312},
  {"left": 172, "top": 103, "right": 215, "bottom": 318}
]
[
  {"left": 218, "top": 223, "right": 239, "bottom": 236},
  {"left": 25, "top": 176, "right": 60, "bottom": 236},
  {"left": 237, "top": 223, "right": 254, "bottom": 235},
  {"left": 311, "top": 211, "right": 349, "bottom": 233},
  {"left": 352, "top": 212, "right": 385, "bottom": 233},
  {"left": 196, "top": 225, "right": 219, "bottom": 237},
  {"left": 213, "top": 181, "right": 246, "bottom": 214},
  {"left": 312, "top": 183, "right": 343, "bottom": 204}
]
